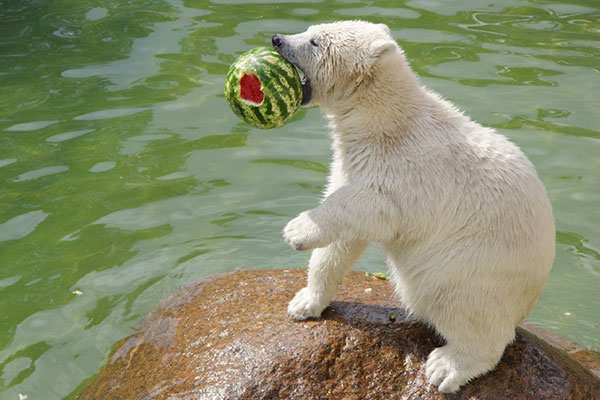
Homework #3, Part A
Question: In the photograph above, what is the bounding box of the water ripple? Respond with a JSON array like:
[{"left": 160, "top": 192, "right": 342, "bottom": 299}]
[
  {"left": 0, "top": 211, "right": 49, "bottom": 242},
  {"left": 73, "top": 107, "right": 151, "bottom": 121},
  {"left": 5, "top": 120, "right": 60, "bottom": 132},
  {"left": 13, "top": 166, "right": 69, "bottom": 182}
]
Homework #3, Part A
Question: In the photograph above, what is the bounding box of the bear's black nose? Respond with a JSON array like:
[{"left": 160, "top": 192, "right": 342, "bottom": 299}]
[{"left": 272, "top": 34, "right": 283, "bottom": 48}]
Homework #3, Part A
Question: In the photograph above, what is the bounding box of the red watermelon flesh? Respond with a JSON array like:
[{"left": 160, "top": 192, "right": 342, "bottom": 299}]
[{"left": 240, "top": 73, "right": 264, "bottom": 104}]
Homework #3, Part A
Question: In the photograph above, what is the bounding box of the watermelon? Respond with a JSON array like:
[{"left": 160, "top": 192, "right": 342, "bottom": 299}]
[{"left": 225, "top": 47, "right": 302, "bottom": 129}]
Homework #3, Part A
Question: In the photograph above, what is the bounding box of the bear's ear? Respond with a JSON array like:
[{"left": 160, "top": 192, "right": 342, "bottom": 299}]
[
  {"left": 377, "top": 23, "right": 392, "bottom": 36},
  {"left": 370, "top": 38, "right": 397, "bottom": 60}
]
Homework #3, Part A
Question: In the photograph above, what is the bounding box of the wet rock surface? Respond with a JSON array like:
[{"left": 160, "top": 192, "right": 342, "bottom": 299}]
[{"left": 78, "top": 269, "right": 600, "bottom": 399}]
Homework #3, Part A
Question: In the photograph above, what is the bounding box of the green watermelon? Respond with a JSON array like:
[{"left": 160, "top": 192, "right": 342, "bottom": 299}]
[{"left": 225, "top": 47, "right": 302, "bottom": 129}]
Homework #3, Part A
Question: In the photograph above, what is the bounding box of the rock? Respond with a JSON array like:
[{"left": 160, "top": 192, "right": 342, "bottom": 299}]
[{"left": 78, "top": 269, "right": 600, "bottom": 399}]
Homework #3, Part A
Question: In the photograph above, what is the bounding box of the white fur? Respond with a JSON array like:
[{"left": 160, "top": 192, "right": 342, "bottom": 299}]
[{"left": 278, "top": 21, "right": 555, "bottom": 393}]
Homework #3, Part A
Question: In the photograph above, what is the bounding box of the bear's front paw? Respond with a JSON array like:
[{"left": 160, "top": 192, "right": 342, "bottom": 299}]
[
  {"left": 282, "top": 211, "right": 332, "bottom": 251},
  {"left": 287, "top": 287, "right": 328, "bottom": 320}
]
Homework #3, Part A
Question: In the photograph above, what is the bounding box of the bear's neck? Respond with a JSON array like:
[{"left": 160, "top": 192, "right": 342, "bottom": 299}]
[
  {"left": 323, "top": 59, "right": 467, "bottom": 145},
  {"left": 323, "top": 56, "right": 424, "bottom": 131}
]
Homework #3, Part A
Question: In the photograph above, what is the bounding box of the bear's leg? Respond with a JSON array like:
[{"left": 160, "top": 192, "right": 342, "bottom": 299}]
[
  {"left": 425, "top": 327, "right": 514, "bottom": 393},
  {"left": 288, "top": 240, "right": 367, "bottom": 320}
]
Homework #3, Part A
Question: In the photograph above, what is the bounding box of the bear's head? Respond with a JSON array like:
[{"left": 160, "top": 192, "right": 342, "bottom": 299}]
[{"left": 272, "top": 21, "right": 401, "bottom": 109}]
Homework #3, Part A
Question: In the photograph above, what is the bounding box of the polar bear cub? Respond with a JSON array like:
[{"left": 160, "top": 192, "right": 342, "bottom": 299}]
[{"left": 272, "top": 21, "right": 555, "bottom": 393}]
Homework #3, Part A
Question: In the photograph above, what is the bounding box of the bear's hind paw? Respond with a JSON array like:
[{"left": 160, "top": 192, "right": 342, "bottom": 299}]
[{"left": 425, "top": 346, "right": 470, "bottom": 393}]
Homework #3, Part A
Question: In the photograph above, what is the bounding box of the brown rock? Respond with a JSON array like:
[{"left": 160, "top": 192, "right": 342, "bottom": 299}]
[{"left": 78, "top": 269, "right": 600, "bottom": 399}]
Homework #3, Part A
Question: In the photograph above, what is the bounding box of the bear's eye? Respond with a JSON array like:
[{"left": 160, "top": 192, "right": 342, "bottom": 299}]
[{"left": 309, "top": 38, "right": 319, "bottom": 47}]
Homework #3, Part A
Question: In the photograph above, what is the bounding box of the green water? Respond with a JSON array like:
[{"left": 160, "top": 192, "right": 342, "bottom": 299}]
[{"left": 0, "top": 0, "right": 598, "bottom": 398}]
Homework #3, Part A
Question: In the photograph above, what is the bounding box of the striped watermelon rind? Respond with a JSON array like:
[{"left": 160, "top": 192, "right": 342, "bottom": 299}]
[{"left": 225, "top": 47, "right": 302, "bottom": 129}]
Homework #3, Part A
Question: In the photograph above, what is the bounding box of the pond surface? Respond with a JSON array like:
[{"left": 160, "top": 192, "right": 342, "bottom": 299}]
[{"left": 0, "top": 0, "right": 599, "bottom": 398}]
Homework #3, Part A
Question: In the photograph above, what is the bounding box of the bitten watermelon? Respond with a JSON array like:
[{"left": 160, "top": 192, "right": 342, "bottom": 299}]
[{"left": 225, "top": 47, "right": 302, "bottom": 129}]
